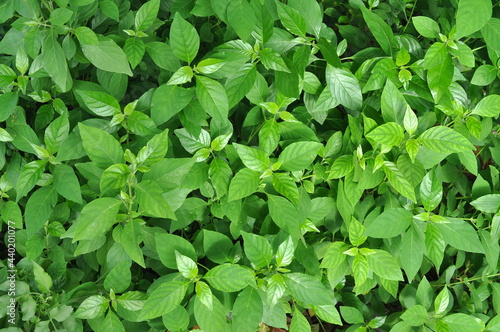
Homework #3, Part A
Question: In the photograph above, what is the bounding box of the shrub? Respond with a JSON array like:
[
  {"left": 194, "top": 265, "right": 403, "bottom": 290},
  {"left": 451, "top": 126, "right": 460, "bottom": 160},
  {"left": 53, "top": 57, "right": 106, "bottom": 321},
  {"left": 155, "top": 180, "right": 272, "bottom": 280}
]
[{"left": 0, "top": 0, "right": 499, "bottom": 331}]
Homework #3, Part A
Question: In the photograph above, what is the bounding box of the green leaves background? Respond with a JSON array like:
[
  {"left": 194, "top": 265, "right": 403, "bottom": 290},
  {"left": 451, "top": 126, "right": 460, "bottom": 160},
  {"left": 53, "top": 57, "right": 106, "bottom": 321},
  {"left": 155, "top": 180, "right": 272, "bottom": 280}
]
[{"left": 1, "top": 0, "right": 500, "bottom": 331}]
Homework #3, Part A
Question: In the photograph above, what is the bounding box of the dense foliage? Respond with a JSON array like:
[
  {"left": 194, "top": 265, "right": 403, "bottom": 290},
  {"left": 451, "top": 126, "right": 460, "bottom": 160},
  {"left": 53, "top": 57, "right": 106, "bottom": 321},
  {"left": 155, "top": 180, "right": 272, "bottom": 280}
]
[{"left": 1, "top": 0, "right": 500, "bottom": 331}]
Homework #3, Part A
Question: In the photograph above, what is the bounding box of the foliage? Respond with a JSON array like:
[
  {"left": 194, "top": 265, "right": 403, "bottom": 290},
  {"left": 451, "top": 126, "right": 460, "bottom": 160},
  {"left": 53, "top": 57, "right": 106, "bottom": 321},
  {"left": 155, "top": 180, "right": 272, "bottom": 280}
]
[{"left": 0, "top": 0, "right": 500, "bottom": 331}]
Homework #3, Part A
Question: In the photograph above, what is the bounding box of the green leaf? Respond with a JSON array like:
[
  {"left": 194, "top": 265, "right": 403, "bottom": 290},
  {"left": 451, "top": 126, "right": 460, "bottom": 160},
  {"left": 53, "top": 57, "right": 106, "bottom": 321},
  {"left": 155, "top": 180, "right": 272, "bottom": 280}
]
[
  {"left": 400, "top": 224, "right": 425, "bottom": 281},
  {"left": 74, "top": 295, "right": 109, "bottom": 319},
  {"left": 15, "top": 160, "right": 46, "bottom": 201},
  {"left": 53, "top": 164, "right": 82, "bottom": 203},
  {"left": 228, "top": 167, "right": 260, "bottom": 201},
  {"left": 434, "top": 218, "right": 484, "bottom": 253},
  {"left": 167, "top": 66, "right": 193, "bottom": 85},
  {"left": 203, "top": 229, "right": 233, "bottom": 264},
  {"left": 205, "top": 264, "right": 254, "bottom": 292},
  {"left": 471, "top": 94, "right": 500, "bottom": 117},
  {"left": 156, "top": 232, "right": 197, "bottom": 269},
  {"left": 470, "top": 194, "right": 500, "bottom": 213},
  {"left": 49, "top": 7, "right": 73, "bottom": 26},
  {"left": 277, "top": 2, "right": 306, "bottom": 37},
  {"left": 175, "top": 251, "right": 198, "bottom": 279},
  {"left": 124, "top": 37, "right": 145, "bottom": 69},
  {"left": 135, "top": 0, "right": 160, "bottom": 31},
  {"left": 272, "top": 173, "right": 299, "bottom": 204},
  {"left": 418, "top": 126, "right": 474, "bottom": 153},
  {"left": 101, "top": 311, "right": 125, "bottom": 332},
  {"left": 104, "top": 261, "right": 131, "bottom": 293},
  {"left": 288, "top": 0, "right": 323, "bottom": 37},
  {"left": 75, "top": 90, "right": 121, "bottom": 117},
  {"left": 195, "top": 280, "right": 213, "bottom": 310},
  {"left": 259, "top": 118, "right": 280, "bottom": 155},
  {"left": 209, "top": 158, "right": 232, "bottom": 198},
  {"left": 0, "top": 64, "right": 17, "bottom": 87},
  {"left": 79, "top": 123, "right": 124, "bottom": 168},
  {"left": 100, "top": 163, "right": 129, "bottom": 194},
  {"left": 32, "top": 261, "right": 53, "bottom": 293},
  {"left": 72, "top": 198, "right": 121, "bottom": 242},
  {"left": 25, "top": 186, "right": 58, "bottom": 237},
  {"left": 194, "top": 294, "right": 228, "bottom": 332},
  {"left": 359, "top": 5, "right": 394, "bottom": 55},
  {"left": 412, "top": 16, "right": 440, "bottom": 38},
  {"left": 42, "top": 31, "right": 72, "bottom": 92},
  {"left": 278, "top": 141, "right": 322, "bottom": 172},
  {"left": 383, "top": 161, "right": 417, "bottom": 203},
  {"left": 234, "top": 143, "right": 269, "bottom": 172},
  {"left": 400, "top": 305, "right": 428, "bottom": 326},
  {"left": 276, "top": 236, "right": 295, "bottom": 267},
  {"left": 340, "top": 306, "right": 364, "bottom": 324},
  {"left": 381, "top": 80, "right": 407, "bottom": 125},
  {"left": 268, "top": 194, "right": 301, "bottom": 239},
  {"left": 283, "top": 273, "right": 334, "bottom": 306},
  {"left": 227, "top": 0, "right": 256, "bottom": 41},
  {"left": 145, "top": 42, "right": 180, "bottom": 72},
  {"left": 233, "top": 287, "right": 264, "bottom": 332},
  {"left": 136, "top": 129, "right": 169, "bottom": 166},
  {"left": 420, "top": 168, "right": 442, "bottom": 211},
  {"left": 122, "top": 220, "right": 146, "bottom": 268},
  {"left": 367, "top": 122, "right": 404, "bottom": 147},
  {"left": 442, "top": 313, "right": 485, "bottom": 332},
  {"left": 100, "top": 0, "right": 119, "bottom": 21},
  {"left": 138, "top": 281, "right": 189, "bottom": 320},
  {"left": 366, "top": 249, "right": 403, "bottom": 281},
  {"left": 326, "top": 64, "right": 363, "bottom": 111},
  {"left": 290, "top": 308, "right": 311, "bottom": 332},
  {"left": 151, "top": 85, "right": 194, "bottom": 125},
  {"left": 425, "top": 223, "right": 446, "bottom": 270},
  {"left": 349, "top": 217, "right": 367, "bottom": 247},
  {"left": 225, "top": 63, "right": 257, "bottom": 108},
  {"left": 170, "top": 12, "right": 200, "bottom": 64},
  {"left": 44, "top": 113, "right": 69, "bottom": 154},
  {"left": 328, "top": 155, "right": 353, "bottom": 180},
  {"left": 135, "top": 180, "right": 175, "bottom": 219},
  {"left": 241, "top": 231, "right": 273, "bottom": 269},
  {"left": 320, "top": 242, "right": 349, "bottom": 269},
  {"left": 81, "top": 39, "right": 133, "bottom": 76},
  {"left": 313, "top": 305, "right": 342, "bottom": 325},
  {"left": 482, "top": 18, "right": 500, "bottom": 53},
  {"left": 260, "top": 48, "right": 290, "bottom": 72},
  {"left": 471, "top": 65, "right": 497, "bottom": 86},
  {"left": 456, "top": 0, "right": 492, "bottom": 39},
  {"left": 196, "top": 76, "right": 229, "bottom": 123}
]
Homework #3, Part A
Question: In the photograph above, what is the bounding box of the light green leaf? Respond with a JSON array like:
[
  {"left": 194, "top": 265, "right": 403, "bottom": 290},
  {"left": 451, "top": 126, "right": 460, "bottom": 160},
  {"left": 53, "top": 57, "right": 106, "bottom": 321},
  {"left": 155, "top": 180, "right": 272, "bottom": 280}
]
[
  {"left": 320, "top": 242, "right": 349, "bottom": 269},
  {"left": 259, "top": 118, "right": 280, "bottom": 155},
  {"left": 79, "top": 123, "right": 124, "bottom": 168},
  {"left": 400, "top": 224, "right": 425, "bottom": 281},
  {"left": 72, "top": 198, "right": 121, "bottom": 242},
  {"left": 278, "top": 141, "right": 322, "bottom": 172},
  {"left": 0, "top": 64, "right": 17, "bottom": 87},
  {"left": 151, "top": 85, "right": 194, "bottom": 125},
  {"left": 349, "top": 217, "right": 367, "bottom": 247},
  {"left": 194, "top": 294, "right": 228, "bottom": 332},
  {"left": 81, "top": 39, "right": 133, "bottom": 76},
  {"left": 400, "top": 305, "right": 428, "bottom": 326},
  {"left": 366, "top": 122, "right": 404, "bottom": 147},
  {"left": 196, "top": 76, "right": 228, "bottom": 123},
  {"left": 288, "top": 0, "right": 323, "bottom": 37},
  {"left": 25, "top": 186, "right": 58, "bottom": 237},
  {"left": 32, "top": 261, "right": 53, "bottom": 293},
  {"left": 225, "top": 63, "right": 257, "bottom": 108},
  {"left": 100, "top": 0, "right": 119, "bottom": 21},
  {"left": 290, "top": 308, "right": 311, "bottom": 332},
  {"left": 470, "top": 194, "right": 500, "bottom": 213},
  {"left": 420, "top": 168, "right": 442, "bottom": 211},
  {"left": 104, "top": 261, "right": 131, "bottom": 293},
  {"left": 138, "top": 281, "right": 189, "bottom": 320},
  {"left": 228, "top": 167, "right": 260, "bottom": 201},
  {"left": 442, "top": 313, "right": 485, "bottom": 332},
  {"left": 326, "top": 64, "right": 363, "bottom": 111},
  {"left": 268, "top": 194, "right": 301, "bottom": 239},
  {"left": 170, "top": 12, "right": 200, "bottom": 64},
  {"left": 122, "top": 220, "right": 146, "bottom": 268},
  {"left": 383, "top": 161, "right": 417, "bottom": 203},
  {"left": 44, "top": 113, "right": 69, "bottom": 154},
  {"left": 412, "top": 16, "right": 440, "bottom": 38},
  {"left": 15, "top": 160, "right": 46, "bottom": 201},
  {"left": 167, "top": 66, "right": 193, "bottom": 85},
  {"left": 471, "top": 65, "right": 497, "bottom": 86},
  {"left": 482, "top": 18, "right": 500, "bottom": 53},
  {"left": 136, "top": 129, "right": 169, "bottom": 166},
  {"left": 101, "top": 311, "right": 125, "bottom": 332},
  {"left": 277, "top": 2, "right": 307, "bottom": 37},
  {"left": 205, "top": 264, "right": 254, "bottom": 292},
  {"left": 74, "top": 295, "right": 109, "bottom": 319},
  {"left": 418, "top": 126, "right": 474, "bottom": 153},
  {"left": 145, "top": 42, "right": 181, "bottom": 72},
  {"left": 366, "top": 249, "right": 403, "bottom": 281},
  {"left": 175, "top": 251, "right": 198, "bottom": 279},
  {"left": 381, "top": 80, "right": 407, "bottom": 124},
  {"left": 135, "top": 0, "right": 160, "bottom": 31},
  {"left": 456, "top": 0, "right": 492, "bottom": 39},
  {"left": 276, "top": 236, "right": 294, "bottom": 267},
  {"left": 195, "top": 280, "right": 213, "bottom": 310},
  {"left": 471, "top": 94, "right": 500, "bottom": 117},
  {"left": 75, "top": 90, "right": 121, "bottom": 117},
  {"left": 425, "top": 223, "right": 446, "bottom": 270},
  {"left": 209, "top": 158, "right": 232, "bottom": 198},
  {"left": 241, "top": 231, "right": 273, "bottom": 269}
]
